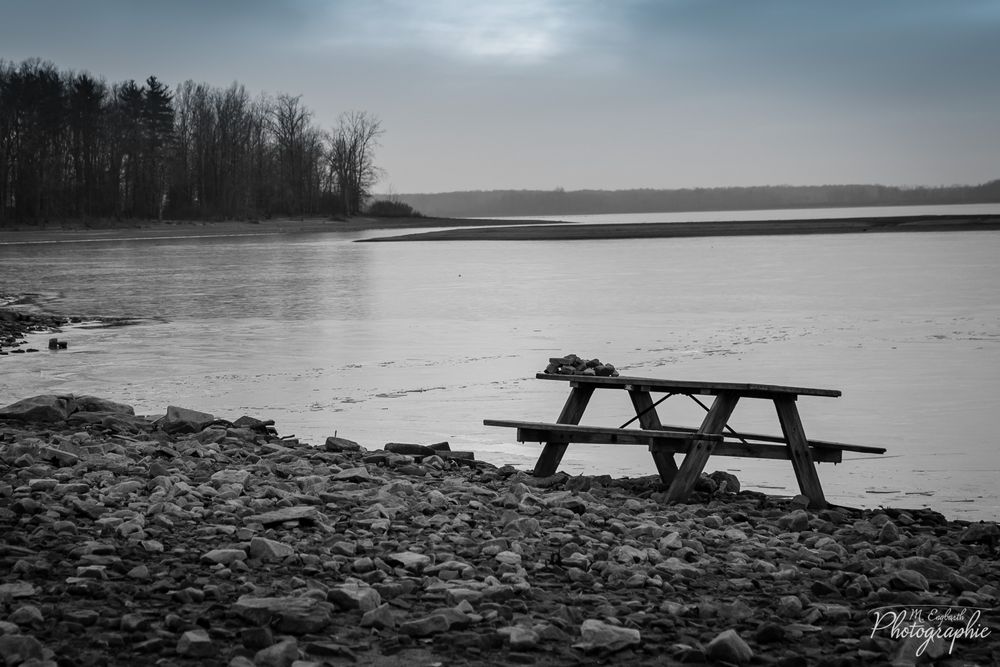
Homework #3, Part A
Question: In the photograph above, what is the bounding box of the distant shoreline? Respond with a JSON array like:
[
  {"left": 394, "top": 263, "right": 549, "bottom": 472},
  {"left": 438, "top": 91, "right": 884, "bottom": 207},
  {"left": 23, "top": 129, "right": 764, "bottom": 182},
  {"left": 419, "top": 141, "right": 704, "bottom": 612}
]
[
  {"left": 0, "top": 216, "right": 553, "bottom": 245},
  {"left": 361, "top": 214, "right": 1000, "bottom": 242}
]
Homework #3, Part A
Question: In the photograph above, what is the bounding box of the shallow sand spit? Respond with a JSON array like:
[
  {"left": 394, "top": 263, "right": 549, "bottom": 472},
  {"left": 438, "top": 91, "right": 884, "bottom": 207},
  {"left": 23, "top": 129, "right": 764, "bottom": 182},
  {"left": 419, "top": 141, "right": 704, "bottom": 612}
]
[
  {"left": 1, "top": 394, "right": 998, "bottom": 666},
  {"left": 4, "top": 213, "right": 999, "bottom": 246},
  {"left": 363, "top": 214, "right": 1000, "bottom": 242}
]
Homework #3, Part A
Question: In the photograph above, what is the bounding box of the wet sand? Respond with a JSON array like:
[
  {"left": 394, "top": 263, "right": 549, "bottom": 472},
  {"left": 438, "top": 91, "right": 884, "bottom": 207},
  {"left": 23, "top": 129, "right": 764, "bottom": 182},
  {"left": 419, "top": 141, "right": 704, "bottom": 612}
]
[{"left": 362, "top": 214, "right": 1000, "bottom": 242}]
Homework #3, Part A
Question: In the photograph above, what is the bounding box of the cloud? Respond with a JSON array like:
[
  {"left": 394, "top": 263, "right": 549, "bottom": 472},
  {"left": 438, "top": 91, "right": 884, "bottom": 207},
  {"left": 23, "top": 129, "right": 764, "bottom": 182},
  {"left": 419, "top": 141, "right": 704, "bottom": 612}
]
[{"left": 323, "top": 0, "right": 595, "bottom": 64}]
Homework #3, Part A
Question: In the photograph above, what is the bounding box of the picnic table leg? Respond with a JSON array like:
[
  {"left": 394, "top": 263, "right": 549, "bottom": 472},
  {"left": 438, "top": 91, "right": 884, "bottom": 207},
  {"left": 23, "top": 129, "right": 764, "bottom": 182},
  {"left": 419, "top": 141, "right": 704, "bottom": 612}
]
[
  {"left": 774, "top": 398, "right": 828, "bottom": 509},
  {"left": 628, "top": 389, "right": 678, "bottom": 485},
  {"left": 533, "top": 386, "right": 594, "bottom": 477},
  {"left": 664, "top": 392, "right": 740, "bottom": 503}
]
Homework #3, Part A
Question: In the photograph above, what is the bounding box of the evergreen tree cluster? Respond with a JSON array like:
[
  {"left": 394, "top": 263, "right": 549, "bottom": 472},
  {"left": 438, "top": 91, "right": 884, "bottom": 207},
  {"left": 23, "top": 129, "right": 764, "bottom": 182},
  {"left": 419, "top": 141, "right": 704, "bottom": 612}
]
[{"left": 0, "top": 58, "right": 382, "bottom": 225}]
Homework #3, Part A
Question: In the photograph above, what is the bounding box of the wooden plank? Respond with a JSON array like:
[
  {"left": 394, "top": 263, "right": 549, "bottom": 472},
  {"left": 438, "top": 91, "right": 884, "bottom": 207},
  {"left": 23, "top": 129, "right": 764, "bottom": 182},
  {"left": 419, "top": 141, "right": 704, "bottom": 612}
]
[
  {"left": 485, "top": 420, "right": 842, "bottom": 462},
  {"left": 653, "top": 423, "right": 886, "bottom": 455},
  {"left": 665, "top": 392, "right": 741, "bottom": 503},
  {"left": 537, "top": 373, "right": 841, "bottom": 398},
  {"left": 628, "top": 389, "right": 678, "bottom": 484},
  {"left": 483, "top": 419, "right": 722, "bottom": 444},
  {"left": 775, "top": 398, "right": 827, "bottom": 509},
  {"left": 532, "top": 386, "right": 593, "bottom": 477},
  {"left": 516, "top": 426, "right": 703, "bottom": 447},
  {"left": 650, "top": 440, "right": 842, "bottom": 463}
]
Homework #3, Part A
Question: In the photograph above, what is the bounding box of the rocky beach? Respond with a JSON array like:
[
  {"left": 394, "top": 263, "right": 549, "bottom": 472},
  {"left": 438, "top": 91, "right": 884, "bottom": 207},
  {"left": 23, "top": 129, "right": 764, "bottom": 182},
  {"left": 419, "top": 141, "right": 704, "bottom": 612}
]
[{"left": 1, "top": 393, "right": 997, "bottom": 667}]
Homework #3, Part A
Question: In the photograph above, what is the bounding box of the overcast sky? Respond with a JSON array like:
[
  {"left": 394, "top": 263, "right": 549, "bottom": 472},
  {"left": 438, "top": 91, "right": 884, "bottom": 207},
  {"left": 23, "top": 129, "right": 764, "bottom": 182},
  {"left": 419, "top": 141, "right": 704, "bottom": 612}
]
[{"left": 2, "top": 0, "right": 998, "bottom": 193}]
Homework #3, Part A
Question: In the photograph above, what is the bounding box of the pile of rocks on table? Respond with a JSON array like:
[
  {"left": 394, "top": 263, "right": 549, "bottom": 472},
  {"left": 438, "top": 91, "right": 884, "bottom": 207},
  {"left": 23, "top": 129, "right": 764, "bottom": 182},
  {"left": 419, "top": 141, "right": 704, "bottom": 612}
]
[
  {"left": 543, "top": 354, "right": 620, "bottom": 377},
  {"left": 1, "top": 394, "right": 999, "bottom": 666}
]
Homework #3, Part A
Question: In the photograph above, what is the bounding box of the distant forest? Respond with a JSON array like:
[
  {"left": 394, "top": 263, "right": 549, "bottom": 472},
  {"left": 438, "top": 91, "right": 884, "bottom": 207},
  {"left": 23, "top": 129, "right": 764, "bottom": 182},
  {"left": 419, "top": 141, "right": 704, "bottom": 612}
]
[
  {"left": 0, "top": 58, "right": 383, "bottom": 225},
  {"left": 397, "top": 181, "right": 1000, "bottom": 218}
]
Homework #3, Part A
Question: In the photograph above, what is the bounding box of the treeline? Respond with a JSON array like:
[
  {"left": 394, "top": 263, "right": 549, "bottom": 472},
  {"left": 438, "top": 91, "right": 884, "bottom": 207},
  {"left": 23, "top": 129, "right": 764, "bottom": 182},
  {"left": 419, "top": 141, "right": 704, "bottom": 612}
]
[
  {"left": 397, "top": 181, "right": 1000, "bottom": 218},
  {"left": 0, "top": 58, "right": 383, "bottom": 225}
]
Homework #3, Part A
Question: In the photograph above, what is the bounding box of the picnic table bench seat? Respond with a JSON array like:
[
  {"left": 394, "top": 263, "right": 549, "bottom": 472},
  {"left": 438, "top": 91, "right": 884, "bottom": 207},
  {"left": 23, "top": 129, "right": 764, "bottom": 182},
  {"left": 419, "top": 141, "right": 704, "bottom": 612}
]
[{"left": 483, "top": 419, "right": 884, "bottom": 464}]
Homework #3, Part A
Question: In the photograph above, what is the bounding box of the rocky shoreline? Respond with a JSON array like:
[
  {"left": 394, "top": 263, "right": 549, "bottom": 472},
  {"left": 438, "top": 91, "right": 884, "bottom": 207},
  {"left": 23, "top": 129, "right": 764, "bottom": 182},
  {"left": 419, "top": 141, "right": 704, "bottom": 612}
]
[
  {"left": 0, "top": 295, "right": 76, "bottom": 356},
  {"left": 1, "top": 394, "right": 998, "bottom": 666}
]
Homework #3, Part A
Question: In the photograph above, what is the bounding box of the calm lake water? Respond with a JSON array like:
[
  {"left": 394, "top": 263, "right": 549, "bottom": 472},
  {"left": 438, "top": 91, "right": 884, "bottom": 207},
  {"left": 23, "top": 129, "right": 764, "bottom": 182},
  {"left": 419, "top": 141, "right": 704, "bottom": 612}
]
[{"left": 2, "top": 205, "right": 999, "bottom": 520}]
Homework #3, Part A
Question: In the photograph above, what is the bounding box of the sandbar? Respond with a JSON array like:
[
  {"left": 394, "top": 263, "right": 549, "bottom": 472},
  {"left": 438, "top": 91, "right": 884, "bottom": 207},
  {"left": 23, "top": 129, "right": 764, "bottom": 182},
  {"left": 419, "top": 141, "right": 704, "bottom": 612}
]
[{"left": 362, "top": 214, "right": 1000, "bottom": 242}]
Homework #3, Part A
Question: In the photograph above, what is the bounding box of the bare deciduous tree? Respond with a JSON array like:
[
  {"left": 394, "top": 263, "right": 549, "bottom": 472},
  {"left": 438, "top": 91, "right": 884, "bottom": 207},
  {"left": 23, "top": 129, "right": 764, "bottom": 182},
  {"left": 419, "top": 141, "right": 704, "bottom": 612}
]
[{"left": 327, "top": 111, "right": 383, "bottom": 216}]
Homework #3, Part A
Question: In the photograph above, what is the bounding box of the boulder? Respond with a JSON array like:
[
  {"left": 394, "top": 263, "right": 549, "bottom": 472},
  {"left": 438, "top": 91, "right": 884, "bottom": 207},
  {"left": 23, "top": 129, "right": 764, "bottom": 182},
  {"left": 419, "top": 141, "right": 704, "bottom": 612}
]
[
  {"left": 708, "top": 470, "right": 741, "bottom": 493},
  {"left": 706, "top": 629, "right": 753, "bottom": 664},
  {"left": 248, "top": 537, "right": 295, "bottom": 561},
  {"left": 161, "top": 405, "right": 215, "bottom": 434},
  {"left": 328, "top": 581, "right": 382, "bottom": 612},
  {"left": 72, "top": 395, "right": 135, "bottom": 415},
  {"left": 0, "top": 395, "right": 74, "bottom": 422},
  {"left": 897, "top": 556, "right": 957, "bottom": 582},
  {"left": 0, "top": 634, "right": 45, "bottom": 664},
  {"left": 176, "top": 629, "right": 215, "bottom": 657},
  {"left": 232, "top": 596, "right": 334, "bottom": 633},
  {"left": 575, "top": 619, "right": 641, "bottom": 652},
  {"left": 254, "top": 638, "right": 299, "bottom": 667},
  {"left": 248, "top": 506, "right": 326, "bottom": 527},
  {"left": 324, "top": 436, "right": 362, "bottom": 452},
  {"left": 384, "top": 442, "right": 437, "bottom": 457}
]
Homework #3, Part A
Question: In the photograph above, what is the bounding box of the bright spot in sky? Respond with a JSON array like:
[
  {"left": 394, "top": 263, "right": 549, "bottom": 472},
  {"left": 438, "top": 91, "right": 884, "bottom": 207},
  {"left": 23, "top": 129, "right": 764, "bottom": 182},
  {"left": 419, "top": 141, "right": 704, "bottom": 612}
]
[
  {"left": 427, "top": 1, "right": 567, "bottom": 61},
  {"left": 330, "top": 0, "right": 572, "bottom": 63}
]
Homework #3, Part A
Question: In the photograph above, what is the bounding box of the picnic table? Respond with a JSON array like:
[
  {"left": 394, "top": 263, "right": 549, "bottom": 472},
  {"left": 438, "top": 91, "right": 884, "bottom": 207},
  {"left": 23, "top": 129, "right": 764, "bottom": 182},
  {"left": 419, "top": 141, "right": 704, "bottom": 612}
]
[{"left": 485, "top": 372, "right": 887, "bottom": 509}]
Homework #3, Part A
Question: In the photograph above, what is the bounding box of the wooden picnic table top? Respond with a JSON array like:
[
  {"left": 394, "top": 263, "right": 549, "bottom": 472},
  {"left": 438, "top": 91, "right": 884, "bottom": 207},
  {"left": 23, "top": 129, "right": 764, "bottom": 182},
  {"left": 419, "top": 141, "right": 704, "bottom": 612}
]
[{"left": 536, "top": 373, "right": 842, "bottom": 399}]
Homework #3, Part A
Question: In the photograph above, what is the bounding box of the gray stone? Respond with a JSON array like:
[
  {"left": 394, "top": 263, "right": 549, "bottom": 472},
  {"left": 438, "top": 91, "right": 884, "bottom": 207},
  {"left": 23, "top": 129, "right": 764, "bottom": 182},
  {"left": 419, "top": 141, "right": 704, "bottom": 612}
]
[
  {"left": 0, "top": 634, "right": 45, "bottom": 664},
  {"left": 161, "top": 405, "right": 215, "bottom": 434},
  {"left": 73, "top": 395, "right": 135, "bottom": 415},
  {"left": 386, "top": 551, "right": 431, "bottom": 572},
  {"left": 384, "top": 442, "right": 437, "bottom": 457},
  {"left": 784, "top": 509, "right": 811, "bottom": 532},
  {"left": 8, "top": 604, "right": 43, "bottom": 626},
  {"left": 889, "top": 569, "right": 930, "bottom": 592},
  {"left": 0, "top": 395, "right": 73, "bottom": 422},
  {"left": 201, "top": 548, "right": 247, "bottom": 565},
  {"left": 0, "top": 582, "right": 36, "bottom": 599},
  {"left": 398, "top": 614, "right": 451, "bottom": 637},
  {"left": 328, "top": 581, "right": 382, "bottom": 612},
  {"left": 776, "top": 595, "right": 803, "bottom": 618},
  {"left": 232, "top": 596, "right": 334, "bottom": 634},
  {"left": 176, "top": 629, "right": 215, "bottom": 657},
  {"left": 324, "top": 436, "right": 362, "bottom": 452},
  {"left": 360, "top": 604, "right": 396, "bottom": 630},
  {"left": 331, "top": 467, "right": 371, "bottom": 482},
  {"left": 708, "top": 470, "right": 741, "bottom": 493},
  {"left": 706, "top": 629, "right": 753, "bottom": 664},
  {"left": 249, "top": 506, "right": 326, "bottom": 527},
  {"left": 505, "top": 626, "right": 540, "bottom": 650},
  {"left": 210, "top": 469, "right": 251, "bottom": 487},
  {"left": 37, "top": 446, "right": 80, "bottom": 467},
  {"left": 254, "top": 638, "right": 299, "bottom": 667},
  {"left": 575, "top": 619, "right": 641, "bottom": 652},
  {"left": 897, "top": 556, "right": 956, "bottom": 582},
  {"left": 959, "top": 522, "right": 999, "bottom": 544},
  {"left": 249, "top": 537, "right": 295, "bottom": 561},
  {"left": 879, "top": 521, "right": 900, "bottom": 544}
]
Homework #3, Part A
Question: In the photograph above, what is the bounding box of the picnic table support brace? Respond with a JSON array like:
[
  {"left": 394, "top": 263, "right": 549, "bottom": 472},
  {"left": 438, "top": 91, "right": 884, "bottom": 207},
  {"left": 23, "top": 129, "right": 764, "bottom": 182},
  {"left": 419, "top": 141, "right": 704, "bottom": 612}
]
[
  {"left": 774, "top": 397, "right": 828, "bottom": 509},
  {"left": 628, "top": 389, "right": 678, "bottom": 484},
  {"left": 533, "top": 386, "right": 594, "bottom": 477},
  {"left": 664, "top": 392, "right": 740, "bottom": 503}
]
